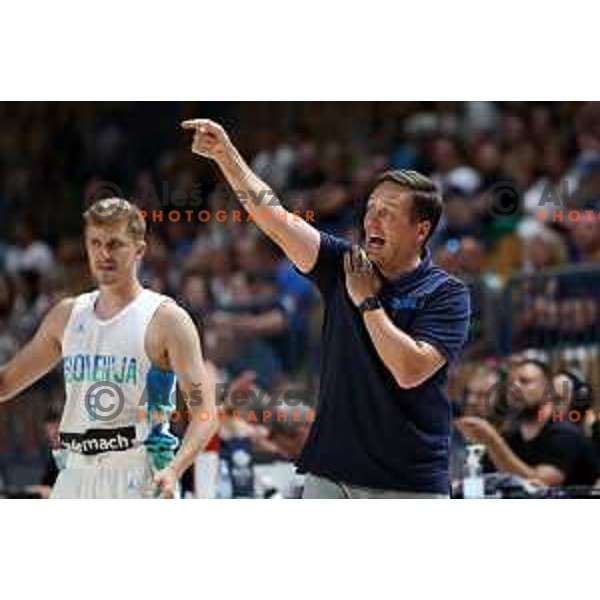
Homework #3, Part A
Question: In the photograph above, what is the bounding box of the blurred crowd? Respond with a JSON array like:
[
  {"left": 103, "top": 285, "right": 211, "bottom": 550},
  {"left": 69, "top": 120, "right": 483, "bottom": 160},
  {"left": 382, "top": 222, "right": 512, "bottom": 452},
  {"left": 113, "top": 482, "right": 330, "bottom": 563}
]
[
  {"left": 450, "top": 355, "right": 600, "bottom": 495},
  {"left": 1, "top": 101, "right": 600, "bottom": 496}
]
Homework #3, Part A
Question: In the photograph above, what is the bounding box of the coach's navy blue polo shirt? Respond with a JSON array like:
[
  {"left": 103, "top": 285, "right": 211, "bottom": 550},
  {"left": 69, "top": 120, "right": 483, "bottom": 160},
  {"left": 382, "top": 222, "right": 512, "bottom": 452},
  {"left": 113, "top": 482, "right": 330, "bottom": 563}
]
[{"left": 296, "top": 232, "right": 471, "bottom": 493}]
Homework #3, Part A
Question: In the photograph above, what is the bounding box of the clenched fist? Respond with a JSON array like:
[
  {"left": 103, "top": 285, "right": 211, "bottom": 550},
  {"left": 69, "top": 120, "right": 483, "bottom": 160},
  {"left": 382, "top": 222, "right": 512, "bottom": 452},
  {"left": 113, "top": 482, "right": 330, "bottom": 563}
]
[{"left": 181, "top": 119, "right": 232, "bottom": 165}]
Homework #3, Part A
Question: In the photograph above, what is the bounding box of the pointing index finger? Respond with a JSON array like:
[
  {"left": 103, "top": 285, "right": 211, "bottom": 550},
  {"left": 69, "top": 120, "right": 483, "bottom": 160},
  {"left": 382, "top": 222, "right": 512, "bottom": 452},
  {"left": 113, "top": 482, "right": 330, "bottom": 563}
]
[{"left": 181, "top": 119, "right": 206, "bottom": 130}]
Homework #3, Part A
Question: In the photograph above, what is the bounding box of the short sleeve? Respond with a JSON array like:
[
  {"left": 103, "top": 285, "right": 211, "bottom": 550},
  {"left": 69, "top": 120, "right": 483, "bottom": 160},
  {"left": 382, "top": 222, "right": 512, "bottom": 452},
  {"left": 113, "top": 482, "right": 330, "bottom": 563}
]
[
  {"left": 296, "top": 231, "right": 351, "bottom": 298},
  {"left": 410, "top": 278, "right": 471, "bottom": 364},
  {"left": 539, "top": 428, "right": 582, "bottom": 476}
]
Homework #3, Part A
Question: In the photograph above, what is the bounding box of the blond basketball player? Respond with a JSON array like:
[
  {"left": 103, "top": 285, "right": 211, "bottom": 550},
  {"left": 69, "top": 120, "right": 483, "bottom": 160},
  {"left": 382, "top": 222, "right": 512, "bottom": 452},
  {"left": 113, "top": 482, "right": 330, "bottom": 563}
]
[{"left": 0, "top": 198, "right": 217, "bottom": 498}]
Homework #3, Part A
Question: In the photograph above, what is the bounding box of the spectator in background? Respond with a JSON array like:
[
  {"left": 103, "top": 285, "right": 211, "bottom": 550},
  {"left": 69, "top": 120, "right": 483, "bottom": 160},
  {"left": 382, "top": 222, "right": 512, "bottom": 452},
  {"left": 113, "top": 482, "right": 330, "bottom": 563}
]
[
  {"left": 288, "top": 140, "right": 324, "bottom": 191},
  {"left": 245, "top": 237, "right": 315, "bottom": 371},
  {"left": 462, "top": 367, "right": 501, "bottom": 420},
  {"left": 250, "top": 130, "right": 296, "bottom": 191},
  {"left": 54, "top": 237, "right": 91, "bottom": 294},
  {"left": 521, "top": 225, "right": 568, "bottom": 273},
  {"left": 568, "top": 210, "right": 600, "bottom": 264},
  {"left": 514, "top": 222, "right": 598, "bottom": 349},
  {"left": 28, "top": 407, "right": 61, "bottom": 499},
  {"left": 552, "top": 368, "right": 594, "bottom": 433},
  {"left": 523, "top": 142, "right": 570, "bottom": 220},
  {"left": 571, "top": 101, "right": 600, "bottom": 187},
  {"left": 310, "top": 182, "right": 355, "bottom": 237},
  {"left": 432, "top": 187, "right": 480, "bottom": 252},
  {"left": 456, "top": 359, "right": 599, "bottom": 486},
  {"left": 10, "top": 269, "right": 57, "bottom": 344},
  {"left": 207, "top": 271, "right": 292, "bottom": 390},
  {"left": 473, "top": 140, "right": 510, "bottom": 191},
  {"left": 430, "top": 136, "right": 481, "bottom": 196},
  {"left": 450, "top": 366, "right": 500, "bottom": 482},
  {"left": 0, "top": 273, "right": 19, "bottom": 364},
  {"left": 4, "top": 100, "right": 600, "bottom": 484},
  {"left": 179, "top": 270, "right": 213, "bottom": 325},
  {"left": 4, "top": 217, "right": 56, "bottom": 277}
]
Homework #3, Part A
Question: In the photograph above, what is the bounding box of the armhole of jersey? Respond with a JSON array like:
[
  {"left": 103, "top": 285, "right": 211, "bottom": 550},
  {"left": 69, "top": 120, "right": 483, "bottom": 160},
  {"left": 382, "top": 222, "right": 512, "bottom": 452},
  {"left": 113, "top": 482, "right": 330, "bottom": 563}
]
[
  {"left": 60, "top": 292, "right": 96, "bottom": 355},
  {"left": 141, "top": 296, "right": 177, "bottom": 367}
]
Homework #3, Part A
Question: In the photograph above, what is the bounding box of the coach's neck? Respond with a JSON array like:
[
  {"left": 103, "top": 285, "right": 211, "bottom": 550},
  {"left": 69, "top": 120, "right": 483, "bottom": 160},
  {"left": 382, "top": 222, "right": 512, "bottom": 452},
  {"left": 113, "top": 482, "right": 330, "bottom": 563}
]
[{"left": 378, "top": 253, "right": 421, "bottom": 281}]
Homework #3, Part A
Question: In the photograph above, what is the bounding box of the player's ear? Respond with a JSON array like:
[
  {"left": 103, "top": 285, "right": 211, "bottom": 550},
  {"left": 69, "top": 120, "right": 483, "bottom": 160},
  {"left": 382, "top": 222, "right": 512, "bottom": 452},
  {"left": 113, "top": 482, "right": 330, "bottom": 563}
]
[{"left": 135, "top": 240, "right": 147, "bottom": 260}]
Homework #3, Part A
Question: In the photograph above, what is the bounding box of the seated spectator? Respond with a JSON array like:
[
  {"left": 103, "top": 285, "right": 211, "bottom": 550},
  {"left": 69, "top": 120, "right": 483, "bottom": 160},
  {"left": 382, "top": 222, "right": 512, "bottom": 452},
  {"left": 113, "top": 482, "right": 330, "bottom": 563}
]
[
  {"left": 456, "top": 358, "right": 599, "bottom": 486},
  {"left": 27, "top": 407, "right": 61, "bottom": 499},
  {"left": 178, "top": 270, "right": 214, "bottom": 325},
  {"left": 568, "top": 210, "right": 600, "bottom": 264},
  {"left": 207, "top": 272, "right": 292, "bottom": 390},
  {"left": 450, "top": 367, "right": 500, "bottom": 482},
  {"left": 552, "top": 368, "right": 594, "bottom": 433},
  {"left": 432, "top": 188, "right": 481, "bottom": 252},
  {"left": 513, "top": 228, "right": 600, "bottom": 349},
  {"left": 0, "top": 272, "right": 19, "bottom": 365},
  {"left": 522, "top": 225, "right": 568, "bottom": 273},
  {"left": 4, "top": 217, "right": 56, "bottom": 277}
]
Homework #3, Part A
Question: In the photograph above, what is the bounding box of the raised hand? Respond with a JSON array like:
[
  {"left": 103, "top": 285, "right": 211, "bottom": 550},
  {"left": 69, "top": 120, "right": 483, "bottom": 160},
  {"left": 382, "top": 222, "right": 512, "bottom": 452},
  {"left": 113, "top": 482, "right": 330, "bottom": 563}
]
[
  {"left": 181, "top": 119, "right": 232, "bottom": 164},
  {"left": 344, "top": 245, "right": 381, "bottom": 307}
]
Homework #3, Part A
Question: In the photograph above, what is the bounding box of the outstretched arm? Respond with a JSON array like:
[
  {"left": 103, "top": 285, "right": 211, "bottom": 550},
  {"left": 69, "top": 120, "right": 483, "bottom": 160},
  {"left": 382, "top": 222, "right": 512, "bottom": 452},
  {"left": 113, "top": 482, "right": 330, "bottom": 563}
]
[
  {"left": 151, "top": 303, "right": 217, "bottom": 498},
  {"left": 455, "top": 417, "right": 565, "bottom": 487},
  {"left": 0, "top": 298, "right": 73, "bottom": 404},
  {"left": 181, "top": 119, "right": 321, "bottom": 274}
]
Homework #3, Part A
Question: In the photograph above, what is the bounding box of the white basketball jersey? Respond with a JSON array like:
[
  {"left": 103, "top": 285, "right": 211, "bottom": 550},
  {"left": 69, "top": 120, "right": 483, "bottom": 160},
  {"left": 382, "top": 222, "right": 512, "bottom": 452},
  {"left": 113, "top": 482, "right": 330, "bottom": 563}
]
[{"left": 60, "top": 288, "right": 179, "bottom": 470}]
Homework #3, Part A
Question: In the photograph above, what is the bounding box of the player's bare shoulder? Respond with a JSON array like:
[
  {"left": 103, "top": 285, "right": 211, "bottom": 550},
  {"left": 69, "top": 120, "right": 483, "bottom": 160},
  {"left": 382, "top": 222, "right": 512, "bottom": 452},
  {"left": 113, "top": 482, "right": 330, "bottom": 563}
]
[
  {"left": 149, "top": 299, "right": 196, "bottom": 335},
  {"left": 43, "top": 296, "right": 77, "bottom": 346},
  {"left": 145, "top": 299, "right": 198, "bottom": 366}
]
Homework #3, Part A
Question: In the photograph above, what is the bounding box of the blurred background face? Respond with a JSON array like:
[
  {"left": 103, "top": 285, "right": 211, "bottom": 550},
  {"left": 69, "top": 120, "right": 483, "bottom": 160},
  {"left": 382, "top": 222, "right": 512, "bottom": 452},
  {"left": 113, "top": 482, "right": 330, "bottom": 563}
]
[
  {"left": 444, "top": 195, "right": 473, "bottom": 231},
  {"left": 510, "top": 362, "right": 549, "bottom": 410},
  {"left": 542, "top": 144, "right": 566, "bottom": 180},
  {"left": 464, "top": 371, "right": 498, "bottom": 418},
  {"left": 85, "top": 221, "right": 145, "bottom": 286},
  {"left": 13, "top": 220, "right": 34, "bottom": 247},
  {"left": 528, "top": 236, "right": 554, "bottom": 270},
  {"left": 0, "top": 275, "right": 13, "bottom": 315},
  {"left": 570, "top": 217, "right": 600, "bottom": 256},
  {"left": 456, "top": 237, "right": 485, "bottom": 275},
  {"left": 474, "top": 141, "right": 502, "bottom": 174},
  {"left": 432, "top": 138, "right": 459, "bottom": 173},
  {"left": 181, "top": 275, "right": 209, "bottom": 311},
  {"left": 363, "top": 181, "right": 426, "bottom": 272},
  {"left": 44, "top": 419, "right": 60, "bottom": 450},
  {"left": 552, "top": 373, "right": 573, "bottom": 409}
]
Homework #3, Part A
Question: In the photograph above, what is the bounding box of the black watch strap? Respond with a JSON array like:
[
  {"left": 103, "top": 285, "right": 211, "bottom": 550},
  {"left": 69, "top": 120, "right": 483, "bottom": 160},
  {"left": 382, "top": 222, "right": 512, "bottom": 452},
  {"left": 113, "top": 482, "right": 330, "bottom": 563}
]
[{"left": 358, "top": 296, "right": 381, "bottom": 314}]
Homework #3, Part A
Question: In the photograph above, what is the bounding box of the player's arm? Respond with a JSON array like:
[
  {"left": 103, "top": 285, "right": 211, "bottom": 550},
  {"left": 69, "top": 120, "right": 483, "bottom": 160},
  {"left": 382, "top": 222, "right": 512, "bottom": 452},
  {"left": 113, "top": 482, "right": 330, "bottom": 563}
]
[
  {"left": 181, "top": 119, "right": 321, "bottom": 274},
  {"left": 157, "top": 303, "right": 218, "bottom": 481},
  {"left": 0, "top": 298, "right": 73, "bottom": 404}
]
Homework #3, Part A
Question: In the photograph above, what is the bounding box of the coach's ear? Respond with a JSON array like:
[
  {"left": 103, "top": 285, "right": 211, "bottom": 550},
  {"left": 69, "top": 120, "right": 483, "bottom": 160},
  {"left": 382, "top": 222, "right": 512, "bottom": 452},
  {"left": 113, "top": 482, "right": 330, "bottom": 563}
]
[{"left": 416, "top": 220, "right": 431, "bottom": 245}]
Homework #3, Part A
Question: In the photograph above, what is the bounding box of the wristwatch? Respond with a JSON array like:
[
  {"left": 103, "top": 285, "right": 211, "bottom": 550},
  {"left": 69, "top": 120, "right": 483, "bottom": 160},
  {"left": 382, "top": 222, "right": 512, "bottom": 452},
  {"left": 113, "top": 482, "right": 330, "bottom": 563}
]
[{"left": 357, "top": 296, "right": 381, "bottom": 314}]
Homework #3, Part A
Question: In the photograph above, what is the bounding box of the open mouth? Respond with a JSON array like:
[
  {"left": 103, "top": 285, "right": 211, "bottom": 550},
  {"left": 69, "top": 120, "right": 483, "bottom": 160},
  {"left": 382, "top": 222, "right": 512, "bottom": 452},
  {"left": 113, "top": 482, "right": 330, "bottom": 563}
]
[{"left": 366, "top": 235, "right": 385, "bottom": 251}]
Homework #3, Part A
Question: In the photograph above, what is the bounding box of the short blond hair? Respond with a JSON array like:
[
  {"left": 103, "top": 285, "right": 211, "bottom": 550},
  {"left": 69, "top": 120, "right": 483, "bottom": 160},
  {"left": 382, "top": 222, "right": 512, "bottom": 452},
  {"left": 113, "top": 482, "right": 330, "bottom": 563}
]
[{"left": 83, "top": 197, "right": 146, "bottom": 240}]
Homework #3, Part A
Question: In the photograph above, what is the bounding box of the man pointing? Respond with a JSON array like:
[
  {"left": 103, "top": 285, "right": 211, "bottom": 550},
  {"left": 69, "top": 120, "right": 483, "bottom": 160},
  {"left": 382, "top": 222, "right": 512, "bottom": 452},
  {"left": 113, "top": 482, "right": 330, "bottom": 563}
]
[{"left": 183, "top": 119, "right": 470, "bottom": 498}]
